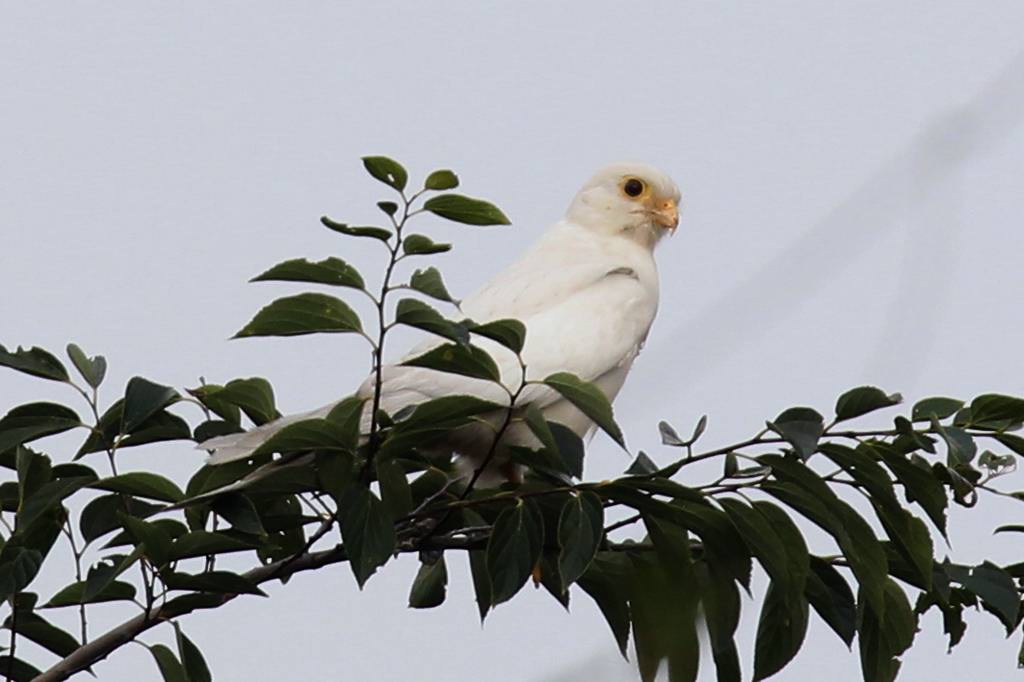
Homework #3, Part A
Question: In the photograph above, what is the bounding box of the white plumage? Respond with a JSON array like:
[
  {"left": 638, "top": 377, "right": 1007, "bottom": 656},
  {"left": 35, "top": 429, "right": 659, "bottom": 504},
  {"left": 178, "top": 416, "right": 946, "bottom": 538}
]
[{"left": 201, "top": 162, "right": 680, "bottom": 483}]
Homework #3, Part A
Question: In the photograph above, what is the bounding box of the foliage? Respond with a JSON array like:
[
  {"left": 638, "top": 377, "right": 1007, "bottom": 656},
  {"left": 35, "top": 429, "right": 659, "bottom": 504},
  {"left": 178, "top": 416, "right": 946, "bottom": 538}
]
[{"left": 2, "top": 158, "right": 1024, "bottom": 682}]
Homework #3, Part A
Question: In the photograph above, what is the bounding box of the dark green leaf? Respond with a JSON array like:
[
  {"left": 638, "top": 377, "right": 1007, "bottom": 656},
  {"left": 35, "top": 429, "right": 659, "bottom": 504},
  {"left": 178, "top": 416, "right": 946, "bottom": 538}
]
[
  {"left": 122, "top": 376, "right": 179, "bottom": 432},
  {"left": 409, "top": 267, "right": 455, "bottom": 302},
  {"left": 408, "top": 556, "right": 448, "bottom": 608},
  {"left": 557, "top": 492, "right": 603, "bottom": 588},
  {"left": 955, "top": 562, "right": 1020, "bottom": 631},
  {"left": 469, "top": 319, "right": 526, "bottom": 354},
  {"left": 968, "top": 394, "right": 1024, "bottom": 427},
  {"left": 378, "top": 458, "right": 413, "bottom": 519},
  {"left": 119, "top": 513, "right": 171, "bottom": 566},
  {"left": 543, "top": 372, "right": 624, "bottom": 448},
  {"left": 66, "top": 343, "right": 106, "bottom": 389},
  {"left": 251, "top": 257, "right": 365, "bottom": 290},
  {"left": 212, "top": 494, "right": 266, "bottom": 535},
  {"left": 857, "top": 580, "right": 916, "bottom": 682},
  {"left": 694, "top": 561, "right": 741, "bottom": 682},
  {"left": 169, "top": 531, "right": 258, "bottom": 561},
  {"left": 912, "top": 396, "right": 963, "bottom": 421},
  {"left": 424, "top": 169, "right": 459, "bottom": 191},
  {"left": 872, "top": 444, "right": 948, "bottom": 537},
  {"left": 934, "top": 422, "right": 976, "bottom": 465},
  {"left": 402, "top": 233, "right": 452, "bottom": 256},
  {"left": 378, "top": 201, "right": 398, "bottom": 216},
  {"left": 835, "top": 386, "right": 901, "bottom": 421},
  {"left": 0, "top": 402, "right": 81, "bottom": 452},
  {"left": 423, "top": 193, "right": 511, "bottom": 225},
  {"left": 0, "top": 548, "right": 43, "bottom": 602},
  {"left": 993, "top": 432, "right": 1024, "bottom": 457},
  {"left": 0, "top": 656, "right": 41, "bottom": 682},
  {"left": 805, "top": 556, "right": 856, "bottom": 647},
  {"left": 362, "top": 155, "right": 408, "bottom": 191},
  {"left": 18, "top": 475, "right": 95, "bottom": 530},
  {"left": 719, "top": 498, "right": 792, "bottom": 591},
  {"left": 338, "top": 485, "right": 396, "bottom": 587},
  {"left": 234, "top": 293, "right": 362, "bottom": 337},
  {"left": 1, "top": 611, "right": 79, "bottom": 657},
  {"left": 176, "top": 628, "right": 213, "bottom": 682},
  {"left": 79, "top": 494, "right": 160, "bottom": 542},
  {"left": 163, "top": 570, "right": 265, "bottom": 596},
  {"left": 251, "top": 418, "right": 354, "bottom": 457},
  {"left": 766, "top": 407, "right": 824, "bottom": 459},
  {"left": 753, "top": 582, "right": 809, "bottom": 681},
  {"left": 194, "top": 377, "right": 279, "bottom": 427},
  {"left": 394, "top": 298, "right": 469, "bottom": 344},
  {"left": 149, "top": 643, "right": 189, "bottom": 682},
  {"left": 402, "top": 342, "right": 501, "bottom": 382},
  {"left": 0, "top": 344, "right": 69, "bottom": 382},
  {"left": 578, "top": 554, "right": 632, "bottom": 658},
  {"left": 43, "top": 579, "right": 136, "bottom": 607},
  {"left": 486, "top": 499, "right": 544, "bottom": 605},
  {"left": 752, "top": 500, "right": 809, "bottom": 592},
  {"left": 625, "top": 451, "right": 658, "bottom": 475},
  {"left": 90, "top": 472, "right": 184, "bottom": 503},
  {"left": 320, "top": 216, "right": 392, "bottom": 241}
]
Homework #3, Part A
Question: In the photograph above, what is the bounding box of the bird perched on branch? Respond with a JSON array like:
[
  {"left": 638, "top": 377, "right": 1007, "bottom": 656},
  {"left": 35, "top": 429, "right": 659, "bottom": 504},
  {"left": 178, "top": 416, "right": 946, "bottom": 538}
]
[{"left": 200, "top": 162, "right": 680, "bottom": 485}]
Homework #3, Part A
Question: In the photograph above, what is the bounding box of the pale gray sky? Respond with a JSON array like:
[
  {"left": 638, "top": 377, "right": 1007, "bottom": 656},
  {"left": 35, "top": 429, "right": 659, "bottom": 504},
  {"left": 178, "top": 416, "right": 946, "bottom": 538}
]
[{"left": 3, "top": 2, "right": 1024, "bottom": 680}]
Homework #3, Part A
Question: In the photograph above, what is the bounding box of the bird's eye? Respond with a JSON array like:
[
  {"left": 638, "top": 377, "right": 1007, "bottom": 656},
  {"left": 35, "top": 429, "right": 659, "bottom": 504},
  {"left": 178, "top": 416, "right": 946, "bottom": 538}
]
[{"left": 623, "top": 178, "right": 645, "bottom": 198}]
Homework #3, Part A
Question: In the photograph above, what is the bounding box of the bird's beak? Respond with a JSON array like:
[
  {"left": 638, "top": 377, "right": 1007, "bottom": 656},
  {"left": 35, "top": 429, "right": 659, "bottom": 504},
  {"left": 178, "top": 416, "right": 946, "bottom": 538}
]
[{"left": 652, "top": 199, "right": 679, "bottom": 232}]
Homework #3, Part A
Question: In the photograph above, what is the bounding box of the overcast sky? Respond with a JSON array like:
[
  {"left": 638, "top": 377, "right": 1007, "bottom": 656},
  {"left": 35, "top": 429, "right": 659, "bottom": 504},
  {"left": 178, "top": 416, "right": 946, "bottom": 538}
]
[{"left": 3, "top": 2, "right": 1024, "bottom": 680}]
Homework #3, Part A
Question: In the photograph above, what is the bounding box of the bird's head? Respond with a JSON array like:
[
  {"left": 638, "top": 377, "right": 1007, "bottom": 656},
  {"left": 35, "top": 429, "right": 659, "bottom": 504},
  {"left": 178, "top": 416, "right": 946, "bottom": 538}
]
[{"left": 565, "top": 162, "right": 681, "bottom": 248}]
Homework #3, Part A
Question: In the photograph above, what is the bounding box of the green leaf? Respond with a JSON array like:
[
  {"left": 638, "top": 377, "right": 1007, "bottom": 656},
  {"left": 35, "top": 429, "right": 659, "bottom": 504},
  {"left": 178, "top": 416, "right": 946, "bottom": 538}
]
[
  {"left": 211, "top": 494, "right": 266, "bottom": 535},
  {"left": 0, "top": 344, "right": 69, "bottom": 382},
  {"left": 753, "top": 581, "right": 809, "bottom": 681},
  {"left": 1, "top": 611, "right": 79, "bottom": 657},
  {"left": 835, "top": 386, "right": 901, "bottom": 421},
  {"left": 193, "top": 377, "right": 279, "bottom": 426},
  {"left": 338, "top": 485, "right": 396, "bottom": 587},
  {"left": 805, "top": 556, "right": 856, "bottom": 647},
  {"left": 470, "top": 319, "right": 526, "bottom": 354},
  {"left": 234, "top": 293, "right": 362, "bottom": 337},
  {"left": 251, "top": 418, "right": 354, "bottom": 458},
  {"left": 320, "top": 216, "right": 392, "bottom": 241},
  {"left": 90, "top": 472, "right": 185, "bottom": 503},
  {"left": 719, "top": 498, "right": 792, "bottom": 592},
  {"left": 378, "top": 458, "right": 413, "bottom": 520},
  {"left": 875, "top": 503, "right": 933, "bottom": 589},
  {"left": 168, "top": 531, "right": 258, "bottom": 561},
  {"left": 934, "top": 422, "right": 976, "bottom": 465},
  {"left": 43, "top": 579, "right": 136, "bottom": 607},
  {"left": 486, "top": 499, "right": 544, "bottom": 605},
  {"left": 872, "top": 443, "right": 948, "bottom": 536},
  {"left": 766, "top": 407, "right": 824, "bottom": 459},
  {"left": 149, "top": 643, "right": 189, "bottom": 682},
  {"left": 176, "top": 627, "right": 213, "bottom": 682},
  {"left": 394, "top": 298, "right": 469, "bottom": 344},
  {"left": 857, "top": 580, "right": 916, "bottom": 682},
  {"left": 423, "top": 193, "right": 511, "bottom": 226},
  {"left": 122, "top": 376, "right": 179, "bottom": 432},
  {"left": 396, "top": 396, "right": 502, "bottom": 431},
  {"left": 402, "top": 233, "right": 452, "bottom": 256},
  {"left": 18, "top": 474, "right": 96, "bottom": 530},
  {"left": 119, "top": 513, "right": 172, "bottom": 566},
  {"left": 0, "top": 656, "right": 41, "bottom": 682},
  {"left": 66, "top": 343, "right": 106, "bottom": 389},
  {"left": 753, "top": 500, "right": 809, "bottom": 592},
  {"left": 953, "top": 562, "right": 1020, "bottom": 631},
  {"left": 543, "top": 372, "right": 624, "bottom": 447},
  {"left": 408, "top": 556, "right": 448, "bottom": 608},
  {"left": 83, "top": 552, "right": 140, "bottom": 602},
  {"left": 578, "top": 554, "right": 632, "bottom": 658},
  {"left": 557, "top": 492, "right": 603, "bottom": 588},
  {"left": 163, "top": 570, "right": 266, "bottom": 596},
  {"left": 362, "top": 155, "right": 408, "bottom": 191},
  {"left": 402, "top": 342, "right": 501, "bottom": 382},
  {"left": 80, "top": 494, "right": 161, "bottom": 542},
  {"left": 75, "top": 400, "right": 190, "bottom": 456},
  {"left": 0, "top": 548, "right": 43, "bottom": 602},
  {"left": 993, "top": 432, "right": 1024, "bottom": 457},
  {"left": 251, "top": 257, "right": 365, "bottom": 290},
  {"left": 968, "top": 393, "right": 1024, "bottom": 428},
  {"left": 0, "top": 402, "right": 81, "bottom": 452},
  {"left": 424, "top": 169, "right": 459, "bottom": 191},
  {"left": 911, "top": 396, "right": 963, "bottom": 421},
  {"left": 409, "top": 267, "right": 455, "bottom": 302},
  {"left": 694, "top": 561, "right": 741, "bottom": 682}
]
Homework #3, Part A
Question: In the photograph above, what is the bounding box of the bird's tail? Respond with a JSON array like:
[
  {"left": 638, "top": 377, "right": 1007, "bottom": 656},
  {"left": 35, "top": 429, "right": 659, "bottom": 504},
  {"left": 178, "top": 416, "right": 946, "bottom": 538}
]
[{"left": 198, "top": 401, "right": 339, "bottom": 465}]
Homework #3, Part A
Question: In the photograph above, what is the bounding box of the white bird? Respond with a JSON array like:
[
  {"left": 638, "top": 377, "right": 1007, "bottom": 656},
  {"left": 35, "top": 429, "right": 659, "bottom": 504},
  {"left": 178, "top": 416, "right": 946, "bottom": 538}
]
[{"left": 201, "top": 162, "right": 680, "bottom": 484}]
